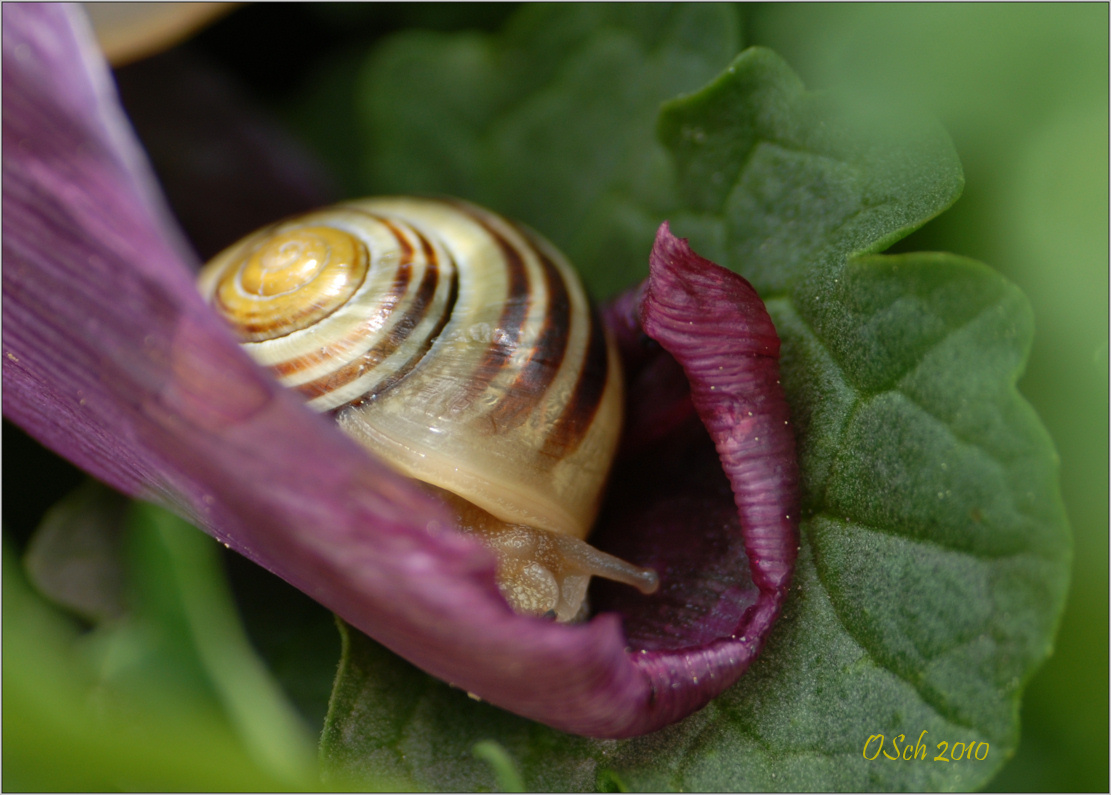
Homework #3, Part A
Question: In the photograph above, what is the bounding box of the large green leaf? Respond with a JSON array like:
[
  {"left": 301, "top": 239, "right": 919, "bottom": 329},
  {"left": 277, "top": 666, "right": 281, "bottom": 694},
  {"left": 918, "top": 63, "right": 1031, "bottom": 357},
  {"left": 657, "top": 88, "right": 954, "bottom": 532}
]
[
  {"left": 745, "top": 7, "right": 1107, "bottom": 790},
  {"left": 624, "top": 250, "right": 1068, "bottom": 791},
  {"left": 306, "top": 9, "right": 1067, "bottom": 792}
]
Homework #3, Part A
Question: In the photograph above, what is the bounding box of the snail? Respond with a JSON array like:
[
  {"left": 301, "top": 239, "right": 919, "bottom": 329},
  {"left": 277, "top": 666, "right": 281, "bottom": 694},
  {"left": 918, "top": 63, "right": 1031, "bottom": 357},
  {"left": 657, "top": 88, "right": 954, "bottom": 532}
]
[{"left": 197, "top": 196, "right": 659, "bottom": 621}]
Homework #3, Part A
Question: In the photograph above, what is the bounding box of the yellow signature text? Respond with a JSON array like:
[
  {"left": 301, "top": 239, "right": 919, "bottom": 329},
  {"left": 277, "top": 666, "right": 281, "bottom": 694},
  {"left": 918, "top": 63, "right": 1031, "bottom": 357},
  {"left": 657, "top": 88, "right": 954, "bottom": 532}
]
[{"left": 863, "top": 732, "right": 989, "bottom": 762}]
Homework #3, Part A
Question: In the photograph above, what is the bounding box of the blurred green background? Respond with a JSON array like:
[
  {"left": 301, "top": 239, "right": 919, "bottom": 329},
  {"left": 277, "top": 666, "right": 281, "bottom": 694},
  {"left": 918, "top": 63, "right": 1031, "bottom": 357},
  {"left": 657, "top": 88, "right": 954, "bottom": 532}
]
[{"left": 5, "top": 4, "right": 1105, "bottom": 791}]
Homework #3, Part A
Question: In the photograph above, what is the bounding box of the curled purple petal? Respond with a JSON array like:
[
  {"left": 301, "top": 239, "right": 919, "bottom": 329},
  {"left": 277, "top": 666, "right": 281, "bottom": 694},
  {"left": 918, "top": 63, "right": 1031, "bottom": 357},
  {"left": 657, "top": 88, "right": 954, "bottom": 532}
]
[
  {"left": 2, "top": 5, "right": 797, "bottom": 740},
  {"left": 642, "top": 223, "right": 799, "bottom": 594},
  {"left": 591, "top": 223, "right": 799, "bottom": 730}
]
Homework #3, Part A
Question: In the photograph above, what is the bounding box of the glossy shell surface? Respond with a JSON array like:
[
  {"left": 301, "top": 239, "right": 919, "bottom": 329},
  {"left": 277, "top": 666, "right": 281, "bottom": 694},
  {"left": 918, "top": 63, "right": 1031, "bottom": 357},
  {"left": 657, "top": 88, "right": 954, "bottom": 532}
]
[{"left": 198, "top": 197, "right": 624, "bottom": 542}]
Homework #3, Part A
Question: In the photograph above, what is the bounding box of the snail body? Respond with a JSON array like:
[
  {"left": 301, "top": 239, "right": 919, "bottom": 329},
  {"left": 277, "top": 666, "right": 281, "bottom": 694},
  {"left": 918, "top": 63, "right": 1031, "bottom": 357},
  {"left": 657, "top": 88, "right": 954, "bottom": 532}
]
[{"left": 198, "top": 197, "right": 657, "bottom": 620}]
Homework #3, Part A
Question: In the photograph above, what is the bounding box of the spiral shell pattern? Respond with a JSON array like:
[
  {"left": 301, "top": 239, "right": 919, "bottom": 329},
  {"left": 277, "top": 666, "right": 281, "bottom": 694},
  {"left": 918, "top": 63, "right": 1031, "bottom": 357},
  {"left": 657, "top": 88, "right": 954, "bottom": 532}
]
[{"left": 198, "top": 197, "right": 624, "bottom": 543}]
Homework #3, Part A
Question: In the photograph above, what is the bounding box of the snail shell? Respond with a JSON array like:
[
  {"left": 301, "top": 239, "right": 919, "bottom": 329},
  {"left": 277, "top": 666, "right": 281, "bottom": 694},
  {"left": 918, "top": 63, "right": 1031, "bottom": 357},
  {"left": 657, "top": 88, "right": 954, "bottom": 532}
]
[{"left": 197, "top": 196, "right": 657, "bottom": 620}]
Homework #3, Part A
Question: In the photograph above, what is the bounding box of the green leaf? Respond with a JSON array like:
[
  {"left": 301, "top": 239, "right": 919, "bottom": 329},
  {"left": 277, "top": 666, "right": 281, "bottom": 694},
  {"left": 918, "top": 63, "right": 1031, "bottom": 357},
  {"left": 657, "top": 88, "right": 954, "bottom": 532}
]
[
  {"left": 320, "top": 620, "right": 605, "bottom": 792},
  {"left": 622, "top": 251, "right": 1069, "bottom": 791},
  {"left": 129, "top": 503, "right": 320, "bottom": 784},
  {"left": 320, "top": 620, "right": 536, "bottom": 792},
  {"left": 346, "top": 3, "right": 740, "bottom": 296},
  {"left": 472, "top": 740, "right": 526, "bottom": 793},
  {"left": 304, "top": 9, "right": 1066, "bottom": 792},
  {"left": 744, "top": 9, "right": 1105, "bottom": 788},
  {"left": 4, "top": 496, "right": 321, "bottom": 791},
  {"left": 4, "top": 539, "right": 266, "bottom": 791},
  {"left": 657, "top": 47, "right": 964, "bottom": 295},
  {"left": 22, "top": 479, "right": 130, "bottom": 624}
]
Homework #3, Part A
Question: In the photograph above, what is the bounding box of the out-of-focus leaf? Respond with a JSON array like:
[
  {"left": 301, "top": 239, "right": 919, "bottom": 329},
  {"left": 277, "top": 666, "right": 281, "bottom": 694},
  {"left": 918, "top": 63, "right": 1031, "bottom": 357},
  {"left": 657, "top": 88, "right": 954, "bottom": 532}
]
[
  {"left": 126, "top": 503, "right": 319, "bottom": 785},
  {"left": 221, "top": 549, "right": 341, "bottom": 733},
  {"left": 3, "top": 497, "right": 321, "bottom": 791},
  {"left": 22, "top": 479, "right": 130, "bottom": 623},
  {"left": 472, "top": 740, "right": 526, "bottom": 793},
  {"left": 2, "top": 538, "right": 300, "bottom": 791},
  {"left": 343, "top": 3, "right": 740, "bottom": 296}
]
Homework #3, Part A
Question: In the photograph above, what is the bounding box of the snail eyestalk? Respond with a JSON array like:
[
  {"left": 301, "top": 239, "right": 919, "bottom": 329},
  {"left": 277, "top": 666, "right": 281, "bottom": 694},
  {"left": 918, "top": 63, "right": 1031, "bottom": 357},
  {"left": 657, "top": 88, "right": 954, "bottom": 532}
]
[{"left": 445, "top": 493, "right": 658, "bottom": 622}]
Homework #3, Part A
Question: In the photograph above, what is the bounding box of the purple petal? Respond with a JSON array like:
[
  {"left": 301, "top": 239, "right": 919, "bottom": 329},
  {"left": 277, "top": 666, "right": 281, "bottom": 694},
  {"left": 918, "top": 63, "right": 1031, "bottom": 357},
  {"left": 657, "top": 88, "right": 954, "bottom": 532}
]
[
  {"left": 592, "top": 223, "right": 799, "bottom": 729},
  {"left": 642, "top": 224, "right": 799, "bottom": 594},
  {"left": 1, "top": 5, "right": 797, "bottom": 740}
]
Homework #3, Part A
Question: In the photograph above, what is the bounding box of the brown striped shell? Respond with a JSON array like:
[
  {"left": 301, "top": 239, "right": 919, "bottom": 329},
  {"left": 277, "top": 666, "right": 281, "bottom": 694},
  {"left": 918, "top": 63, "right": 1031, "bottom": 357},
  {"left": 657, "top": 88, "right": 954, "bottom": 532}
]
[{"left": 197, "top": 197, "right": 657, "bottom": 620}]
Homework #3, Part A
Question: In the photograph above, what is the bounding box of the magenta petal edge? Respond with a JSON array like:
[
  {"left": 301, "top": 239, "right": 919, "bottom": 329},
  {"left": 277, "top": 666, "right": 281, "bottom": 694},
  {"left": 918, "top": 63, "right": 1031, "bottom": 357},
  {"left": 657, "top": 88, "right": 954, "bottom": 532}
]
[
  {"left": 2, "top": 4, "right": 798, "bottom": 740},
  {"left": 622, "top": 223, "right": 800, "bottom": 731}
]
